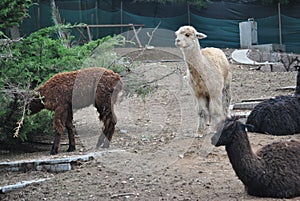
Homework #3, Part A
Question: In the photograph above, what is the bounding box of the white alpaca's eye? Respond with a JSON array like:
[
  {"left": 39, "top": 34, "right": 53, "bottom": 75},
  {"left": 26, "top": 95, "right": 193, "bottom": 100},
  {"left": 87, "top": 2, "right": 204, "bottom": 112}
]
[{"left": 185, "top": 33, "right": 191, "bottom": 37}]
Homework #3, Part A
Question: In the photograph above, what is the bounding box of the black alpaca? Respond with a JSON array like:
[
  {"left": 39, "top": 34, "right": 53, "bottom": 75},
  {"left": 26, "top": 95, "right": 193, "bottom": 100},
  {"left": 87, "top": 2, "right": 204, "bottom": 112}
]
[
  {"left": 246, "top": 67, "right": 300, "bottom": 135},
  {"left": 211, "top": 116, "right": 300, "bottom": 198}
]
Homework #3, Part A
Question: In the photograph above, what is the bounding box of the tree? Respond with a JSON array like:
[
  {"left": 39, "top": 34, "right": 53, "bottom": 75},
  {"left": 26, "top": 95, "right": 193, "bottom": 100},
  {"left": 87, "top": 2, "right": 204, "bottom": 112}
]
[{"left": 0, "top": 0, "right": 32, "bottom": 29}]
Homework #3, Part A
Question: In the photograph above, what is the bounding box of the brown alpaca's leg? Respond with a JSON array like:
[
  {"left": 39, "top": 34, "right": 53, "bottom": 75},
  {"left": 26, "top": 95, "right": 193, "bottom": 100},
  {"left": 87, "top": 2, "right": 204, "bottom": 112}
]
[
  {"left": 51, "top": 106, "right": 68, "bottom": 155},
  {"left": 96, "top": 112, "right": 117, "bottom": 148},
  {"left": 66, "top": 108, "right": 76, "bottom": 152}
]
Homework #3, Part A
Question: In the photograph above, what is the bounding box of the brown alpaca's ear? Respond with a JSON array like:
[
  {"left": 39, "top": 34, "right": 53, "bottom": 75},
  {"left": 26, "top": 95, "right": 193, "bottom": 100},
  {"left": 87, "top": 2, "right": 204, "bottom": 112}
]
[{"left": 195, "top": 32, "right": 207, "bottom": 39}]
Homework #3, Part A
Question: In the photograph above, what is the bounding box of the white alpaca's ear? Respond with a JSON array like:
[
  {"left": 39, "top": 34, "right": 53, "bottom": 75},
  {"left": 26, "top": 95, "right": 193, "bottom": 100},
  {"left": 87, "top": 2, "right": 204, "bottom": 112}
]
[{"left": 195, "top": 32, "right": 207, "bottom": 39}]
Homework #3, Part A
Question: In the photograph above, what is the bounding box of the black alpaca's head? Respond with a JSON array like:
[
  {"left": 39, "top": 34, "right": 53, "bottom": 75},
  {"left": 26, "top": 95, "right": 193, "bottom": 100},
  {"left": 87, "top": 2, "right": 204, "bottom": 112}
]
[{"left": 211, "top": 116, "right": 253, "bottom": 146}]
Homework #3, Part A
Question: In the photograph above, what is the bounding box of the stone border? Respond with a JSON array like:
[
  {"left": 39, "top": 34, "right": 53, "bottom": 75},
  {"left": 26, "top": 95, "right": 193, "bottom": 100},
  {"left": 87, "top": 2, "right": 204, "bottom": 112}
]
[{"left": 0, "top": 149, "right": 125, "bottom": 173}]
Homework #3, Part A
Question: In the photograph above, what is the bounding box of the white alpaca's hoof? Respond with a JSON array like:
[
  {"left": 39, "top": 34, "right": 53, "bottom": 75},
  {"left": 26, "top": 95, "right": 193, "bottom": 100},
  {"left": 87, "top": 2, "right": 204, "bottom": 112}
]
[
  {"left": 195, "top": 130, "right": 207, "bottom": 138},
  {"left": 194, "top": 133, "right": 204, "bottom": 138}
]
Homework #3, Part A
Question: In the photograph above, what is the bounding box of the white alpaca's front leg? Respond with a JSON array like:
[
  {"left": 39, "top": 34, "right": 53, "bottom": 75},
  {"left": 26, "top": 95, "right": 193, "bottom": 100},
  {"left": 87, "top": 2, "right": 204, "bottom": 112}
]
[
  {"left": 183, "top": 68, "right": 190, "bottom": 80},
  {"left": 196, "top": 97, "right": 209, "bottom": 134},
  {"left": 209, "top": 96, "right": 224, "bottom": 131}
]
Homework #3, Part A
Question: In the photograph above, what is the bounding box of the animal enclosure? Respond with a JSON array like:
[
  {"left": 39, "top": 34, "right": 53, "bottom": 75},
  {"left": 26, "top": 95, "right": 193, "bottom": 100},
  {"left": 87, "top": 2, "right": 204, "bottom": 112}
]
[{"left": 1, "top": 48, "right": 300, "bottom": 200}]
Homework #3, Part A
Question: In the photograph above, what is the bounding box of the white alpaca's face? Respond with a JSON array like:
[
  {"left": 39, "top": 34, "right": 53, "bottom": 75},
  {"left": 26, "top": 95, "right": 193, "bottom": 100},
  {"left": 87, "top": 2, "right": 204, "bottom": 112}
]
[{"left": 175, "top": 26, "right": 207, "bottom": 49}]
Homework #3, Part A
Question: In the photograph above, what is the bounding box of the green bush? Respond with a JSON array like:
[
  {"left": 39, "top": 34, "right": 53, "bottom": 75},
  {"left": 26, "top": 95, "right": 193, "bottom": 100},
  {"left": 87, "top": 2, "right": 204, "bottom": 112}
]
[
  {"left": 0, "top": 0, "right": 32, "bottom": 29},
  {"left": 82, "top": 34, "right": 127, "bottom": 73},
  {"left": 1, "top": 26, "right": 105, "bottom": 88},
  {"left": 21, "top": 110, "right": 55, "bottom": 142}
]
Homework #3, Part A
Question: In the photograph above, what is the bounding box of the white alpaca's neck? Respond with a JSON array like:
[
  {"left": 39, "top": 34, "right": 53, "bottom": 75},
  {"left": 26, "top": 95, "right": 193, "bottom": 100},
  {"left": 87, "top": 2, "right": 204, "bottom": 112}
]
[{"left": 180, "top": 42, "right": 205, "bottom": 73}]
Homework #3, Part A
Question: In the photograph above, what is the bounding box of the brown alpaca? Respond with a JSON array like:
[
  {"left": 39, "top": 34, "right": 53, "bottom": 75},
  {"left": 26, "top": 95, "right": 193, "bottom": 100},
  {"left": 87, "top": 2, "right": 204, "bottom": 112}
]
[{"left": 28, "top": 67, "right": 123, "bottom": 155}]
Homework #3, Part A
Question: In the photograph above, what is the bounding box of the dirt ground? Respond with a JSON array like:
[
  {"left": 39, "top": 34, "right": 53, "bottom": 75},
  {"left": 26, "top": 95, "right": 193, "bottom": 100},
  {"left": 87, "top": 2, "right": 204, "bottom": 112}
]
[{"left": 1, "top": 48, "right": 300, "bottom": 201}]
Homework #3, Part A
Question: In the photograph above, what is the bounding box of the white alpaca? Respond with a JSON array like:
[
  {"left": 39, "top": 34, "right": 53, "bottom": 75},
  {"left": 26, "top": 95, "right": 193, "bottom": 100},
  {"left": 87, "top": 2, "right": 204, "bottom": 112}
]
[{"left": 175, "top": 25, "right": 231, "bottom": 133}]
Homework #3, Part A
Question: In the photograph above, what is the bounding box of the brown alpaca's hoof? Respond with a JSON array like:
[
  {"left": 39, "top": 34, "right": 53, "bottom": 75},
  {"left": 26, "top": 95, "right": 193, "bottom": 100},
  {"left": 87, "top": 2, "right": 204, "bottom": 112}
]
[
  {"left": 50, "top": 149, "right": 58, "bottom": 155},
  {"left": 50, "top": 145, "right": 59, "bottom": 155},
  {"left": 67, "top": 145, "right": 76, "bottom": 152},
  {"left": 96, "top": 134, "right": 108, "bottom": 148},
  {"left": 101, "top": 138, "right": 110, "bottom": 148},
  {"left": 96, "top": 140, "right": 110, "bottom": 149},
  {"left": 101, "top": 143, "right": 110, "bottom": 148}
]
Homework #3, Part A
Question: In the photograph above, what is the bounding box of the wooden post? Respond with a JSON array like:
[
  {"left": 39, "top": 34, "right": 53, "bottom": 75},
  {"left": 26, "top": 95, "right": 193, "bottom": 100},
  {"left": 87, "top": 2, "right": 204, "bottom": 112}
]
[
  {"left": 87, "top": 25, "right": 92, "bottom": 41},
  {"left": 95, "top": 0, "right": 99, "bottom": 38},
  {"left": 278, "top": 3, "right": 282, "bottom": 45},
  {"left": 9, "top": 26, "right": 20, "bottom": 39},
  {"left": 38, "top": 0, "right": 40, "bottom": 29},
  {"left": 187, "top": 3, "right": 190, "bottom": 25},
  {"left": 120, "top": 1, "right": 123, "bottom": 34},
  {"left": 131, "top": 24, "right": 142, "bottom": 48},
  {"left": 79, "top": 0, "right": 82, "bottom": 23}
]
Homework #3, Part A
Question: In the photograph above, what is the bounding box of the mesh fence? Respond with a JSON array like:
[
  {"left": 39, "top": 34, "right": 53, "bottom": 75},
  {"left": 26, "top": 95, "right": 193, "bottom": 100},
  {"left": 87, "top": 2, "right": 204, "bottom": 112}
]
[{"left": 20, "top": 0, "right": 300, "bottom": 53}]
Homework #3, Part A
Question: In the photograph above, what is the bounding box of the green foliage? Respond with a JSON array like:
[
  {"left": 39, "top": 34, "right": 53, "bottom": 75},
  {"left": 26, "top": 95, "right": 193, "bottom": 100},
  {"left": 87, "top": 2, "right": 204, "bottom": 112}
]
[
  {"left": 1, "top": 25, "right": 107, "bottom": 89},
  {"left": 82, "top": 35, "right": 127, "bottom": 73},
  {"left": 136, "top": 85, "right": 155, "bottom": 100},
  {"left": 0, "top": 94, "right": 21, "bottom": 142},
  {"left": 21, "top": 110, "right": 55, "bottom": 142},
  {"left": 0, "top": 25, "right": 125, "bottom": 145},
  {"left": 0, "top": 0, "right": 32, "bottom": 28}
]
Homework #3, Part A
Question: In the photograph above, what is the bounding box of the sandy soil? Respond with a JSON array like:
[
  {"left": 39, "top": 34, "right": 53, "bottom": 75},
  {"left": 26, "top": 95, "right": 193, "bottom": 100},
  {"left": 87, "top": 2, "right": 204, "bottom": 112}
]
[{"left": 1, "top": 48, "right": 300, "bottom": 201}]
